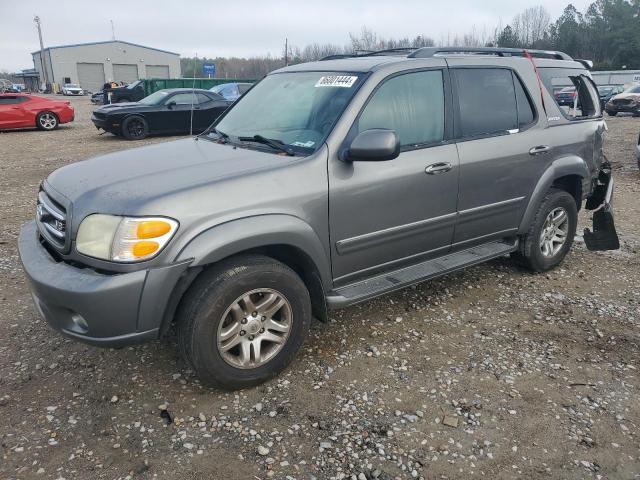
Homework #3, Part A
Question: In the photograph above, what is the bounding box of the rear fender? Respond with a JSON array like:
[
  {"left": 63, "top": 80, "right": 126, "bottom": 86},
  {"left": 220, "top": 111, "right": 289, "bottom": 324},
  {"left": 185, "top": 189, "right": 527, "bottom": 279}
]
[{"left": 518, "top": 155, "right": 589, "bottom": 234}]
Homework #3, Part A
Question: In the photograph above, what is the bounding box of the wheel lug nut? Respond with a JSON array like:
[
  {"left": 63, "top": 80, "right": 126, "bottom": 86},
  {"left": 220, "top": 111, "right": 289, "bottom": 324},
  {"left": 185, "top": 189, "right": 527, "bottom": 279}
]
[
  {"left": 240, "top": 330, "right": 246, "bottom": 336},
  {"left": 241, "top": 318, "right": 247, "bottom": 324},
  {"left": 252, "top": 311, "right": 258, "bottom": 316},
  {"left": 261, "top": 316, "right": 266, "bottom": 321},
  {"left": 248, "top": 335, "right": 254, "bottom": 340},
  {"left": 259, "top": 328, "right": 265, "bottom": 333}
]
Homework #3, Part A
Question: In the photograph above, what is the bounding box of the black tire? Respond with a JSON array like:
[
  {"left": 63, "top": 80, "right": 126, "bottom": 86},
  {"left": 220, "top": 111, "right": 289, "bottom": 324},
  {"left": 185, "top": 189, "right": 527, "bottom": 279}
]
[
  {"left": 177, "top": 255, "right": 312, "bottom": 390},
  {"left": 514, "top": 188, "right": 577, "bottom": 272},
  {"left": 36, "top": 111, "right": 59, "bottom": 131},
  {"left": 606, "top": 111, "right": 618, "bottom": 117},
  {"left": 121, "top": 115, "right": 149, "bottom": 140}
]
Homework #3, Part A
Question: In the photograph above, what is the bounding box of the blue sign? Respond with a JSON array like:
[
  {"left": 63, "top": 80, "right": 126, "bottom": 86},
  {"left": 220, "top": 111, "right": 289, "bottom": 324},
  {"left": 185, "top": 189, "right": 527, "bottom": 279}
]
[{"left": 203, "top": 63, "right": 216, "bottom": 76}]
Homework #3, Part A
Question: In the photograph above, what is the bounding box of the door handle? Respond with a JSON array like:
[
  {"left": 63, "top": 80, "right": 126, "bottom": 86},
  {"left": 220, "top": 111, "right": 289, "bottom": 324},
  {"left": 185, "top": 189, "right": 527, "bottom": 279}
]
[
  {"left": 529, "top": 145, "right": 550, "bottom": 155},
  {"left": 425, "top": 162, "right": 453, "bottom": 175}
]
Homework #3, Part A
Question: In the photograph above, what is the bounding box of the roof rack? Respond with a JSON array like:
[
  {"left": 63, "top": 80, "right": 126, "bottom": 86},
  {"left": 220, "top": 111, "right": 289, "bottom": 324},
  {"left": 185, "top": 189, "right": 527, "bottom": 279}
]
[
  {"left": 319, "top": 46, "right": 592, "bottom": 69},
  {"left": 408, "top": 47, "right": 573, "bottom": 61}
]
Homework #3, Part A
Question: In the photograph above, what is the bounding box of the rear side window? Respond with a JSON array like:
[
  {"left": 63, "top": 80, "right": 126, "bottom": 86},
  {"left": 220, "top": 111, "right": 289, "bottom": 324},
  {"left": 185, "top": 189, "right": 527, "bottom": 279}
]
[
  {"left": 455, "top": 69, "right": 518, "bottom": 137},
  {"left": 539, "top": 68, "right": 600, "bottom": 119},
  {"left": 0, "top": 96, "right": 19, "bottom": 105},
  {"left": 515, "top": 76, "right": 535, "bottom": 128},
  {"left": 357, "top": 70, "right": 445, "bottom": 148}
]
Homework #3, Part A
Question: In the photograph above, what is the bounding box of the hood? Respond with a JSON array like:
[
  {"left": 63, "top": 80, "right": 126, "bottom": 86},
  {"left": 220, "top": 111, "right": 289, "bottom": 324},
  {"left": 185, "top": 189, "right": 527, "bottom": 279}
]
[
  {"left": 96, "top": 102, "right": 145, "bottom": 113},
  {"left": 612, "top": 92, "right": 640, "bottom": 101},
  {"left": 45, "top": 138, "right": 299, "bottom": 218}
]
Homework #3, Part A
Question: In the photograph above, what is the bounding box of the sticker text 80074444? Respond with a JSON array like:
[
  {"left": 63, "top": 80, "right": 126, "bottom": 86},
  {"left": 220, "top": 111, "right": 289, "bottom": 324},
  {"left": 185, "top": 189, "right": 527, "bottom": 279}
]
[{"left": 315, "top": 76, "right": 358, "bottom": 88}]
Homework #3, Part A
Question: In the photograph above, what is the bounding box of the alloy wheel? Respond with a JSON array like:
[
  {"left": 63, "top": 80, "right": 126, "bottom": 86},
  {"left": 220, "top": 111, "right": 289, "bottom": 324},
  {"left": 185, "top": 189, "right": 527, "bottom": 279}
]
[
  {"left": 216, "top": 288, "right": 292, "bottom": 369},
  {"left": 39, "top": 113, "right": 57, "bottom": 130},
  {"left": 539, "top": 207, "right": 569, "bottom": 258}
]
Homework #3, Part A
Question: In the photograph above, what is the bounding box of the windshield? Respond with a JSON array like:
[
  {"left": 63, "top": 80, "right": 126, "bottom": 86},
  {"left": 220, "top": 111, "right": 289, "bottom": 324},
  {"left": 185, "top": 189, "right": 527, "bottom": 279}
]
[
  {"left": 127, "top": 81, "right": 142, "bottom": 89},
  {"left": 139, "top": 90, "right": 170, "bottom": 105},
  {"left": 598, "top": 86, "right": 613, "bottom": 94},
  {"left": 210, "top": 85, "right": 224, "bottom": 94},
  {"left": 212, "top": 72, "right": 364, "bottom": 153},
  {"left": 625, "top": 85, "right": 640, "bottom": 94}
]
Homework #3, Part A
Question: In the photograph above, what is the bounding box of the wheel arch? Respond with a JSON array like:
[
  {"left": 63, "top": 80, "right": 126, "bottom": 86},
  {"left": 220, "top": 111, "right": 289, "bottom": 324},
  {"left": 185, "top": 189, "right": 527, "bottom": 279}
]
[
  {"left": 159, "top": 215, "right": 332, "bottom": 335},
  {"left": 518, "top": 155, "right": 589, "bottom": 234}
]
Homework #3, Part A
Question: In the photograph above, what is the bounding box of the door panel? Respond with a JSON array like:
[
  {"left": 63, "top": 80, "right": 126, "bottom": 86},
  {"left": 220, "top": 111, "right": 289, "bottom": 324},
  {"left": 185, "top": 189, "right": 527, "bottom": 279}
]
[
  {"left": 0, "top": 99, "right": 30, "bottom": 128},
  {"left": 329, "top": 144, "right": 459, "bottom": 284}
]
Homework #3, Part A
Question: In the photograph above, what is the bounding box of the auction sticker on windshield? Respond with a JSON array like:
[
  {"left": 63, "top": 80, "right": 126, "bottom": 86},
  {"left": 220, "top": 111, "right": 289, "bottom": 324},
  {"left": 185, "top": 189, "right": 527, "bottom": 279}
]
[{"left": 315, "top": 75, "right": 358, "bottom": 88}]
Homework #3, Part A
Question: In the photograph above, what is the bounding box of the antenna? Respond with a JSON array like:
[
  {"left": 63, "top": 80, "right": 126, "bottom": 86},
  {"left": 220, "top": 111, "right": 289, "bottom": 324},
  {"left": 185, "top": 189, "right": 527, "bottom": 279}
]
[
  {"left": 110, "top": 20, "right": 115, "bottom": 41},
  {"left": 190, "top": 53, "right": 197, "bottom": 137}
]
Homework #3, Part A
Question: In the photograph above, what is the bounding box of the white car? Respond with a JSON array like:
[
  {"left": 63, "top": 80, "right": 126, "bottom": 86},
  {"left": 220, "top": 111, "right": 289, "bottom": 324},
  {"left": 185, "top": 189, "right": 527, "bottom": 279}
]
[{"left": 62, "top": 83, "right": 84, "bottom": 96}]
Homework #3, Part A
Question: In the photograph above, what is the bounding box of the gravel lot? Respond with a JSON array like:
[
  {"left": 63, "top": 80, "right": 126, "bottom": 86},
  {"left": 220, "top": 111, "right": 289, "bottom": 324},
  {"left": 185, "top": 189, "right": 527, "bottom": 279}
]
[{"left": 1, "top": 95, "right": 639, "bottom": 480}]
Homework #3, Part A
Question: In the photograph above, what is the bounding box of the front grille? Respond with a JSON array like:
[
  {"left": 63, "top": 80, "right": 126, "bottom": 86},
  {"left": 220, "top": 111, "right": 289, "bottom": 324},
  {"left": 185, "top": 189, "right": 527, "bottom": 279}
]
[
  {"left": 613, "top": 98, "right": 632, "bottom": 106},
  {"left": 36, "top": 190, "right": 67, "bottom": 251}
]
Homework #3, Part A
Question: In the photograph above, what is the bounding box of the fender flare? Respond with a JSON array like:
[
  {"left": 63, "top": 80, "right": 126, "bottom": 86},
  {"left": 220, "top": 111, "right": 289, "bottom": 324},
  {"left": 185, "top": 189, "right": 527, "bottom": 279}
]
[
  {"left": 518, "top": 155, "right": 589, "bottom": 234},
  {"left": 174, "top": 214, "right": 332, "bottom": 288}
]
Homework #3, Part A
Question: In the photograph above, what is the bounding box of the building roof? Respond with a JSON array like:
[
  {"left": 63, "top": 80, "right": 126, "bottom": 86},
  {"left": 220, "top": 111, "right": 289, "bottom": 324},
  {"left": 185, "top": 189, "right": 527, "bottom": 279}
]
[{"left": 32, "top": 40, "right": 179, "bottom": 56}]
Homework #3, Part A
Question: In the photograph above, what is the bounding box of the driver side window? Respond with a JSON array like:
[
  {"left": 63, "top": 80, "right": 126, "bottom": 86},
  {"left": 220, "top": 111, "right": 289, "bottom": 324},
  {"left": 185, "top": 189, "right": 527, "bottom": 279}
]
[
  {"left": 356, "top": 70, "right": 445, "bottom": 148},
  {"left": 169, "top": 93, "right": 198, "bottom": 105}
]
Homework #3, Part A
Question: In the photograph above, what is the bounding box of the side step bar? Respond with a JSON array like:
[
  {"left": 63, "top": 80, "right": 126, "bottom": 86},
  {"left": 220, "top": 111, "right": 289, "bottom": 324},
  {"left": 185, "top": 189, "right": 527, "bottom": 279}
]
[{"left": 326, "top": 240, "right": 518, "bottom": 309}]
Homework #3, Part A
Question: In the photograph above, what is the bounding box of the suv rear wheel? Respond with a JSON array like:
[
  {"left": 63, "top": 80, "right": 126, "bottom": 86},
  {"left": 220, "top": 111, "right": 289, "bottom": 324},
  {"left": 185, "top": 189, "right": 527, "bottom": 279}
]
[
  {"left": 515, "top": 188, "right": 577, "bottom": 272},
  {"left": 177, "top": 255, "right": 312, "bottom": 390}
]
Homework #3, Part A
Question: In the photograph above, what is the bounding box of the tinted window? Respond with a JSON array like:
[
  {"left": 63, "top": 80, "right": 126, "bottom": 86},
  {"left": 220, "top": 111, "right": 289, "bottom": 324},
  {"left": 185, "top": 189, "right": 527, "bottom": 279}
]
[
  {"left": 514, "top": 75, "right": 535, "bottom": 128},
  {"left": 169, "top": 93, "right": 200, "bottom": 105},
  {"left": 0, "top": 96, "right": 19, "bottom": 105},
  {"left": 357, "top": 70, "right": 445, "bottom": 147},
  {"left": 196, "top": 93, "right": 212, "bottom": 104},
  {"left": 456, "top": 68, "right": 517, "bottom": 137}
]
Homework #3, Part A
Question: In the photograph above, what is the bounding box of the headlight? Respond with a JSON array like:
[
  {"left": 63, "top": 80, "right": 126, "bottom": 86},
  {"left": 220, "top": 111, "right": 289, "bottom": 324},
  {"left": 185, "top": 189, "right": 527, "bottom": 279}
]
[{"left": 76, "top": 214, "right": 178, "bottom": 262}]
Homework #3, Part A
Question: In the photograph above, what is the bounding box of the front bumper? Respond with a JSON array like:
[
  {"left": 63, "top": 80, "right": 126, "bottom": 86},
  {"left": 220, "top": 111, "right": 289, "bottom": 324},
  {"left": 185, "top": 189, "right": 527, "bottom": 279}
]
[
  {"left": 606, "top": 103, "right": 639, "bottom": 113},
  {"left": 584, "top": 164, "right": 619, "bottom": 251},
  {"left": 18, "top": 221, "right": 190, "bottom": 347},
  {"left": 91, "top": 114, "right": 112, "bottom": 131}
]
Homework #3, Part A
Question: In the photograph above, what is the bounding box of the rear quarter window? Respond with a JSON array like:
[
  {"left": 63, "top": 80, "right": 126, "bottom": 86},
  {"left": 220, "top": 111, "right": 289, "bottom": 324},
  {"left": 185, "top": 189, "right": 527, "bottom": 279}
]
[{"left": 539, "top": 68, "right": 600, "bottom": 120}]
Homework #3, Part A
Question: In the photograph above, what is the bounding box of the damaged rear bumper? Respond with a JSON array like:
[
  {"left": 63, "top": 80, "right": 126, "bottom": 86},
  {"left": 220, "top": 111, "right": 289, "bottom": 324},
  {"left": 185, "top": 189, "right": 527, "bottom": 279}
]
[{"left": 584, "top": 164, "right": 619, "bottom": 251}]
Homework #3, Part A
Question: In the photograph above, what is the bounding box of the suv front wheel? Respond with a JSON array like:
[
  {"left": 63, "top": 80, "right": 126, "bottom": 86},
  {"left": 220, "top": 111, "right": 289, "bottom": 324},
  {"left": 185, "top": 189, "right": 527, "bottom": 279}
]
[
  {"left": 177, "top": 255, "right": 312, "bottom": 390},
  {"left": 515, "top": 188, "right": 577, "bottom": 272}
]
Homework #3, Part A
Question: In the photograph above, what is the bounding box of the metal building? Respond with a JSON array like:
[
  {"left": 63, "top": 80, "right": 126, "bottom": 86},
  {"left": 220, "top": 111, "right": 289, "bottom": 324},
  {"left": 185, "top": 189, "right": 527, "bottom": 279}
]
[
  {"left": 32, "top": 40, "right": 181, "bottom": 92},
  {"left": 591, "top": 70, "right": 640, "bottom": 86}
]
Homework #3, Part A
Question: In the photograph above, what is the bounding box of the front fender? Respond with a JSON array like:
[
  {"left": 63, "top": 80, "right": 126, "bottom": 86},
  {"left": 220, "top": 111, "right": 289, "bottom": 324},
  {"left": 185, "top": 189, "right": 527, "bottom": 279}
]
[
  {"left": 174, "top": 214, "right": 332, "bottom": 287},
  {"left": 518, "top": 155, "right": 589, "bottom": 234}
]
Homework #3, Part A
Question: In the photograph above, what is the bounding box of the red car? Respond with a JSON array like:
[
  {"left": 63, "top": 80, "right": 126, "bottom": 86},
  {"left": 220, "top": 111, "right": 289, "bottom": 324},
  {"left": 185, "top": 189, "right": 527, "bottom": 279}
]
[{"left": 0, "top": 93, "right": 74, "bottom": 131}]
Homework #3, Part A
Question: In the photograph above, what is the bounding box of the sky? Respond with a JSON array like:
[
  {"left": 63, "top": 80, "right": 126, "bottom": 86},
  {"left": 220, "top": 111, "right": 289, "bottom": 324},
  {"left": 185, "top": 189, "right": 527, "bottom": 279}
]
[{"left": 0, "top": 0, "right": 594, "bottom": 72}]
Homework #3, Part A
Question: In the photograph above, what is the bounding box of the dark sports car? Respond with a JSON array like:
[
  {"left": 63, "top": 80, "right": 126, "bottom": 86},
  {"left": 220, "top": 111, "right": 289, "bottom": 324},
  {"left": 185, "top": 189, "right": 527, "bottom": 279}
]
[{"left": 91, "top": 88, "right": 232, "bottom": 140}]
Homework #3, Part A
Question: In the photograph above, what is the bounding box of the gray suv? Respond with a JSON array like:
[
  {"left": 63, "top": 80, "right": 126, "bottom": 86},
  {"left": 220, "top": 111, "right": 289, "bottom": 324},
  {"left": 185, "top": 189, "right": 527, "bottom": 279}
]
[{"left": 18, "top": 47, "right": 619, "bottom": 389}]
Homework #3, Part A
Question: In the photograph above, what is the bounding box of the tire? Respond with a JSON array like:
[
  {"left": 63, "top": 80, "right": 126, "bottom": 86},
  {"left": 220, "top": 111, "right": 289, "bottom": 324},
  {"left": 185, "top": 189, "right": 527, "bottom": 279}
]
[
  {"left": 606, "top": 111, "right": 618, "bottom": 117},
  {"left": 514, "top": 188, "right": 577, "bottom": 272},
  {"left": 36, "top": 111, "right": 59, "bottom": 131},
  {"left": 121, "top": 115, "right": 149, "bottom": 140},
  {"left": 177, "top": 255, "right": 312, "bottom": 390}
]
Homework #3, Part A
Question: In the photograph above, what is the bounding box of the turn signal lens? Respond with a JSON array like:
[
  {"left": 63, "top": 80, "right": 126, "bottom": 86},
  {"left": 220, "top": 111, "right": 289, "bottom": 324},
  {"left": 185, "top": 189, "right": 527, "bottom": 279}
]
[
  {"left": 137, "top": 220, "right": 172, "bottom": 239},
  {"left": 132, "top": 241, "right": 160, "bottom": 257}
]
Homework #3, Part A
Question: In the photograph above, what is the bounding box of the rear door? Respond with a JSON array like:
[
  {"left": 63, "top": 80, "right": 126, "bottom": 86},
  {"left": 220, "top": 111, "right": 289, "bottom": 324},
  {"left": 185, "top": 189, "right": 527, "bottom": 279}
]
[
  {"left": 451, "top": 67, "right": 547, "bottom": 248},
  {"left": 194, "top": 93, "right": 229, "bottom": 132}
]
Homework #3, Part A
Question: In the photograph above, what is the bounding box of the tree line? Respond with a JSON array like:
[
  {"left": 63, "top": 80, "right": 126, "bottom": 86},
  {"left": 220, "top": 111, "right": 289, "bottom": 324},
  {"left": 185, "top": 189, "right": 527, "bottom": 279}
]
[{"left": 184, "top": 1, "right": 637, "bottom": 79}]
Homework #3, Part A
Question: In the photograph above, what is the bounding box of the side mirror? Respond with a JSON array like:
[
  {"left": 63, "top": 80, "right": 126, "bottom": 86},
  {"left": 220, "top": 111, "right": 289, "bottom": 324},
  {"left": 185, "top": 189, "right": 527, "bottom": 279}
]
[
  {"left": 344, "top": 129, "right": 400, "bottom": 162},
  {"left": 166, "top": 101, "right": 176, "bottom": 109}
]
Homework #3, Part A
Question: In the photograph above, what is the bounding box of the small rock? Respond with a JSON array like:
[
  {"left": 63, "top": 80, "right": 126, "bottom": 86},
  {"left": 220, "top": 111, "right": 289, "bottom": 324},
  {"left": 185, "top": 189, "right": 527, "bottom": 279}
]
[
  {"left": 257, "top": 446, "right": 269, "bottom": 456},
  {"left": 442, "top": 415, "right": 458, "bottom": 428}
]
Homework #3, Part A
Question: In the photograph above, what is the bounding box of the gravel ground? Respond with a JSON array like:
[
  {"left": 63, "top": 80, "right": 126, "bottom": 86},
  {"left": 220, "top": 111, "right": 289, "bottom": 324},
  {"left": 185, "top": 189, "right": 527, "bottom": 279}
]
[{"left": 1, "top": 95, "right": 639, "bottom": 480}]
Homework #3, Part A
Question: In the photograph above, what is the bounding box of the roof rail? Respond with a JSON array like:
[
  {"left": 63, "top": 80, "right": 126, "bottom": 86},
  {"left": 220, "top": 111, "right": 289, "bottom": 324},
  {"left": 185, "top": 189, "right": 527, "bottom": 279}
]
[{"left": 408, "top": 47, "right": 574, "bottom": 61}]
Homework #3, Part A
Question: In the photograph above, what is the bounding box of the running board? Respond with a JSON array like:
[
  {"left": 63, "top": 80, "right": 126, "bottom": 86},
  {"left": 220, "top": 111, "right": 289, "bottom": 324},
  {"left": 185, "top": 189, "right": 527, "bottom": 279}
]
[{"left": 326, "top": 240, "right": 518, "bottom": 308}]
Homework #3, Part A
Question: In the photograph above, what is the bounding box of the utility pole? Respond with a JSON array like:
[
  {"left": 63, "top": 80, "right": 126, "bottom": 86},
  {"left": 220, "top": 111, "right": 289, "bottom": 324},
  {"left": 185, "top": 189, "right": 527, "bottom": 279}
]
[
  {"left": 33, "top": 15, "right": 48, "bottom": 88},
  {"left": 284, "top": 38, "right": 288, "bottom": 66},
  {"left": 110, "top": 20, "right": 115, "bottom": 41}
]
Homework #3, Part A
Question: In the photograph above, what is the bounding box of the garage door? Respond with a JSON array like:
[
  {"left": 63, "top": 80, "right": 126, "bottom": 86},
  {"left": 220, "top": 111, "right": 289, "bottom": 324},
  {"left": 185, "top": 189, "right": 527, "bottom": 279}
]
[
  {"left": 77, "top": 63, "right": 105, "bottom": 93},
  {"left": 145, "top": 65, "right": 170, "bottom": 79},
  {"left": 113, "top": 64, "right": 139, "bottom": 84}
]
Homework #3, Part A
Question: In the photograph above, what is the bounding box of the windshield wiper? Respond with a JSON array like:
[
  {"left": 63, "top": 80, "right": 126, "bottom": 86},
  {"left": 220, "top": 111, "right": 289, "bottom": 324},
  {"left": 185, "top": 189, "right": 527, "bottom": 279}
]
[{"left": 238, "top": 135, "right": 295, "bottom": 156}]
